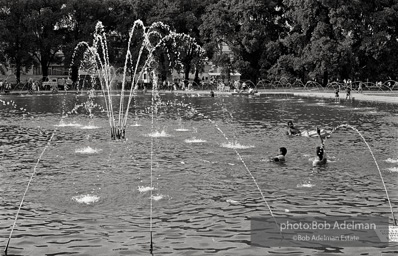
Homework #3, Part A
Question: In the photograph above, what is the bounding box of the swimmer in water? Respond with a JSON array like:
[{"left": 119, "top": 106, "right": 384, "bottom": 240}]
[
  {"left": 270, "top": 147, "right": 287, "bottom": 162},
  {"left": 286, "top": 121, "right": 301, "bottom": 135},
  {"left": 312, "top": 127, "right": 327, "bottom": 166}
]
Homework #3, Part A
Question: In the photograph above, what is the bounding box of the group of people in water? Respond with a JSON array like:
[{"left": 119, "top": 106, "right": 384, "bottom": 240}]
[{"left": 271, "top": 121, "right": 327, "bottom": 167}]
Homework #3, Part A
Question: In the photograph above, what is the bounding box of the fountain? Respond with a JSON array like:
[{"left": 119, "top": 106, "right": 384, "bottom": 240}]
[{"left": 72, "top": 20, "right": 204, "bottom": 140}]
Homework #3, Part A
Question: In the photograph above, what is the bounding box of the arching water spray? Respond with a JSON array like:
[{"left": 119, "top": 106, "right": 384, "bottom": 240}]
[
  {"left": 327, "top": 124, "right": 396, "bottom": 225},
  {"left": 207, "top": 118, "right": 280, "bottom": 231},
  {"left": 4, "top": 129, "right": 58, "bottom": 255},
  {"left": 73, "top": 20, "right": 204, "bottom": 140},
  {"left": 175, "top": 98, "right": 281, "bottom": 234}
]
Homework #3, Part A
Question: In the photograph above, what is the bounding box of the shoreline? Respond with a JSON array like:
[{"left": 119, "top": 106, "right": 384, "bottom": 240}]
[{"left": 1, "top": 89, "right": 397, "bottom": 105}]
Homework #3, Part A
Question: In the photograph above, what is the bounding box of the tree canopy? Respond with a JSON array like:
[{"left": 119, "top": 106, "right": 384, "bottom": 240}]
[{"left": 1, "top": 0, "right": 398, "bottom": 83}]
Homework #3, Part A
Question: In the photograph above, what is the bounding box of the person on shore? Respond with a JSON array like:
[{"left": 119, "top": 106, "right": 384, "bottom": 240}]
[
  {"left": 286, "top": 121, "right": 301, "bottom": 135},
  {"left": 358, "top": 82, "right": 363, "bottom": 93},
  {"left": 210, "top": 89, "right": 214, "bottom": 97},
  {"left": 313, "top": 127, "right": 327, "bottom": 166},
  {"left": 346, "top": 86, "right": 351, "bottom": 100},
  {"left": 335, "top": 87, "right": 340, "bottom": 102},
  {"left": 270, "top": 147, "right": 287, "bottom": 162}
]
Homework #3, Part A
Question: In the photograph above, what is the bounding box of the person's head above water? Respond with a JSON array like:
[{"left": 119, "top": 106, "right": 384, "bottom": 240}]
[
  {"left": 287, "top": 121, "right": 294, "bottom": 127},
  {"left": 280, "top": 147, "right": 287, "bottom": 156},
  {"left": 316, "top": 146, "right": 324, "bottom": 160}
]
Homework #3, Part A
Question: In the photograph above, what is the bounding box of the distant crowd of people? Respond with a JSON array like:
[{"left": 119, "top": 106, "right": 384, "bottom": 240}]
[{"left": 0, "top": 77, "right": 73, "bottom": 94}]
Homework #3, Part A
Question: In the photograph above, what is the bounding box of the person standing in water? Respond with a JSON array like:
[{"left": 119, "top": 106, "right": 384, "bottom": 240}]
[{"left": 313, "top": 127, "right": 327, "bottom": 166}]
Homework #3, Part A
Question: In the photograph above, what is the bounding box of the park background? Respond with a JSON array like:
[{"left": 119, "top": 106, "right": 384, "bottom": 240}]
[{"left": 1, "top": 0, "right": 398, "bottom": 90}]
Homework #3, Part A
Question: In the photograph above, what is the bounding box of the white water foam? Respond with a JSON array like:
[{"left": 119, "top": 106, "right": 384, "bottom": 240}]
[
  {"left": 72, "top": 194, "right": 100, "bottom": 204},
  {"left": 385, "top": 158, "right": 398, "bottom": 164},
  {"left": 80, "top": 125, "right": 100, "bottom": 130},
  {"left": 185, "top": 137, "right": 207, "bottom": 143},
  {"left": 221, "top": 141, "right": 255, "bottom": 149},
  {"left": 151, "top": 194, "right": 164, "bottom": 201},
  {"left": 297, "top": 182, "right": 315, "bottom": 188},
  {"left": 138, "top": 186, "right": 154, "bottom": 193},
  {"left": 75, "top": 146, "right": 101, "bottom": 154},
  {"left": 55, "top": 121, "right": 82, "bottom": 127},
  {"left": 301, "top": 129, "right": 330, "bottom": 137},
  {"left": 147, "top": 130, "right": 170, "bottom": 137},
  {"left": 175, "top": 128, "right": 190, "bottom": 132},
  {"left": 388, "top": 167, "right": 398, "bottom": 172},
  {"left": 226, "top": 199, "right": 239, "bottom": 204}
]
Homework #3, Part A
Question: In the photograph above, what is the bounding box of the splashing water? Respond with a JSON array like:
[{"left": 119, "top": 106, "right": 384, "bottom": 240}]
[
  {"left": 147, "top": 130, "right": 170, "bottom": 137},
  {"left": 55, "top": 121, "right": 82, "bottom": 127},
  {"left": 388, "top": 167, "right": 398, "bottom": 172},
  {"left": 75, "top": 146, "right": 102, "bottom": 154},
  {"left": 151, "top": 194, "right": 164, "bottom": 201},
  {"left": 175, "top": 128, "right": 190, "bottom": 132},
  {"left": 138, "top": 186, "right": 155, "bottom": 193},
  {"left": 185, "top": 137, "right": 207, "bottom": 143},
  {"left": 385, "top": 158, "right": 398, "bottom": 164},
  {"left": 221, "top": 141, "right": 255, "bottom": 149},
  {"left": 72, "top": 194, "right": 100, "bottom": 205},
  {"left": 80, "top": 125, "right": 100, "bottom": 130},
  {"left": 297, "top": 182, "right": 315, "bottom": 188}
]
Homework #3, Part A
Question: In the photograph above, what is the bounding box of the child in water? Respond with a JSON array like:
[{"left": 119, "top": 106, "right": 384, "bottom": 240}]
[
  {"left": 313, "top": 127, "right": 327, "bottom": 166},
  {"left": 287, "top": 121, "right": 301, "bottom": 135},
  {"left": 270, "top": 147, "right": 287, "bottom": 162}
]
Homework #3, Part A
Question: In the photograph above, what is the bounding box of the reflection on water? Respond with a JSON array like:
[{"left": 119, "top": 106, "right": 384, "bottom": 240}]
[{"left": 0, "top": 94, "right": 397, "bottom": 255}]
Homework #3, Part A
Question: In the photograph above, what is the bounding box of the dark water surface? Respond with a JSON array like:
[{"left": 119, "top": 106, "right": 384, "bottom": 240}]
[{"left": 0, "top": 93, "right": 397, "bottom": 255}]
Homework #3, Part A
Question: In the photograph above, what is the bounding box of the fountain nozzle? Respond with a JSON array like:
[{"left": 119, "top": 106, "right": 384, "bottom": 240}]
[{"left": 149, "top": 231, "right": 153, "bottom": 254}]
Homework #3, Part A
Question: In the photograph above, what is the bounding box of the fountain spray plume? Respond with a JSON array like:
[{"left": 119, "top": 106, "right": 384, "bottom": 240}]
[
  {"left": 73, "top": 20, "right": 204, "bottom": 140},
  {"left": 326, "top": 124, "right": 396, "bottom": 225}
]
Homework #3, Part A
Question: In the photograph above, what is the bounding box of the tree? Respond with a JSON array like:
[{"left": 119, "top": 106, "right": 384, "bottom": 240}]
[
  {"left": 0, "top": 0, "right": 34, "bottom": 83},
  {"left": 147, "top": 0, "right": 213, "bottom": 82},
  {"left": 200, "top": 0, "right": 287, "bottom": 83},
  {"left": 24, "top": 0, "right": 70, "bottom": 80},
  {"left": 62, "top": 0, "right": 112, "bottom": 82}
]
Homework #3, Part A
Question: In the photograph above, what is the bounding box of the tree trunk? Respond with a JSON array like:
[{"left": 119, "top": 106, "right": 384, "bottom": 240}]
[
  {"left": 15, "top": 55, "right": 21, "bottom": 84},
  {"left": 194, "top": 69, "right": 200, "bottom": 85},
  {"left": 184, "top": 65, "right": 191, "bottom": 81},
  {"left": 41, "top": 55, "right": 49, "bottom": 80},
  {"left": 323, "top": 70, "right": 328, "bottom": 87}
]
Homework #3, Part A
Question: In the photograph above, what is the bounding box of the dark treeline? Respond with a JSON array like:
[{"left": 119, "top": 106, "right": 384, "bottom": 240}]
[{"left": 1, "top": 0, "right": 398, "bottom": 84}]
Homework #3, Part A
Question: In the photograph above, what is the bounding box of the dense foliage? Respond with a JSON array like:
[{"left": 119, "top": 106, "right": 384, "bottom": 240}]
[{"left": 1, "top": 0, "right": 398, "bottom": 84}]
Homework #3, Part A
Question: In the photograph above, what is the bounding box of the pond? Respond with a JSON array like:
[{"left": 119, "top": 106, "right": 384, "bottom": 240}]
[{"left": 0, "top": 92, "right": 397, "bottom": 255}]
